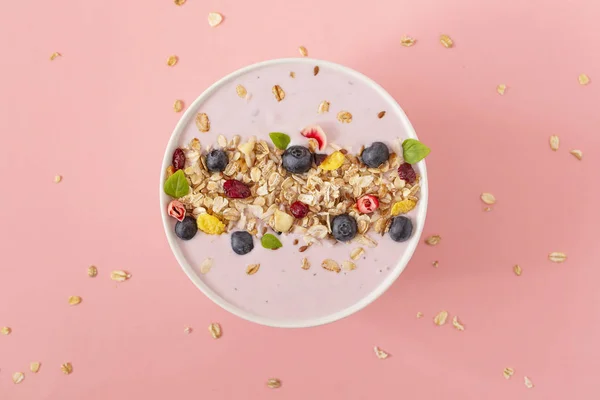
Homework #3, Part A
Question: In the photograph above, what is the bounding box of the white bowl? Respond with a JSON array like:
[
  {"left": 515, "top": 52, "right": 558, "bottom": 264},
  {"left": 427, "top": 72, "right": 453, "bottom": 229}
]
[{"left": 160, "top": 58, "right": 428, "bottom": 328}]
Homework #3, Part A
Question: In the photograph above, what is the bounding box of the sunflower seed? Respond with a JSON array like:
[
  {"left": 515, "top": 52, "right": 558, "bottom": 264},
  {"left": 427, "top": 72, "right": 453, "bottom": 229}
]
[
  {"left": 549, "top": 135, "right": 559, "bottom": 151},
  {"left": 425, "top": 235, "right": 441, "bottom": 246},
  {"left": 377, "top": 111, "right": 386, "bottom": 118},
  {"left": 433, "top": 310, "right": 448, "bottom": 326},
  {"left": 548, "top": 252, "right": 567, "bottom": 263},
  {"left": 481, "top": 192, "right": 496, "bottom": 205}
]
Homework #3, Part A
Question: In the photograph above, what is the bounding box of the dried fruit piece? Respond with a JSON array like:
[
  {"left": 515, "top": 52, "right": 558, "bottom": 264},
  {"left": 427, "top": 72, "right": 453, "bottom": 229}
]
[
  {"left": 272, "top": 85, "right": 285, "bottom": 102},
  {"left": 440, "top": 34, "right": 454, "bottom": 48},
  {"left": 301, "top": 258, "right": 310, "bottom": 270},
  {"left": 391, "top": 199, "right": 417, "bottom": 215},
  {"left": 223, "top": 179, "right": 251, "bottom": 199},
  {"left": 400, "top": 35, "right": 416, "bottom": 46},
  {"left": 497, "top": 84, "right": 507, "bottom": 95},
  {"left": 30, "top": 362, "right": 41, "bottom": 373},
  {"left": 313, "top": 66, "right": 320, "bottom": 76},
  {"left": 236, "top": 84, "right": 247, "bottom": 98},
  {"left": 267, "top": 378, "right": 282, "bottom": 389},
  {"left": 166, "top": 55, "right": 178, "bottom": 66},
  {"left": 54, "top": 175, "right": 62, "bottom": 183},
  {"left": 111, "top": 270, "right": 131, "bottom": 282},
  {"left": 350, "top": 247, "right": 365, "bottom": 260},
  {"left": 290, "top": 201, "right": 309, "bottom": 218},
  {"left": 548, "top": 252, "right": 567, "bottom": 263},
  {"left": 167, "top": 200, "right": 186, "bottom": 221},
  {"left": 68, "top": 296, "right": 82, "bottom": 306},
  {"left": 549, "top": 135, "right": 559, "bottom": 151},
  {"left": 298, "top": 46, "right": 308, "bottom": 57},
  {"left": 357, "top": 195, "right": 379, "bottom": 213},
  {"left": 570, "top": 149, "right": 583, "bottom": 160},
  {"left": 50, "top": 52, "right": 61, "bottom": 61},
  {"left": 342, "top": 260, "right": 356, "bottom": 271},
  {"left": 319, "top": 151, "right": 345, "bottom": 170},
  {"left": 452, "top": 316, "right": 465, "bottom": 331},
  {"left": 433, "top": 310, "right": 448, "bottom": 326},
  {"left": 318, "top": 100, "right": 330, "bottom": 114},
  {"left": 208, "top": 322, "right": 222, "bottom": 339},
  {"left": 373, "top": 346, "right": 390, "bottom": 359},
  {"left": 261, "top": 233, "right": 283, "bottom": 250},
  {"left": 578, "top": 73, "right": 590, "bottom": 85},
  {"left": 207, "top": 12, "right": 223, "bottom": 27},
  {"left": 197, "top": 214, "right": 226, "bottom": 235},
  {"left": 166, "top": 165, "right": 175, "bottom": 177},
  {"left": 337, "top": 111, "right": 352, "bottom": 123},
  {"left": 300, "top": 125, "right": 327, "bottom": 150},
  {"left": 397, "top": 163, "right": 417, "bottom": 184},
  {"left": 1, "top": 326, "right": 11, "bottom": 335},
  {"left": 173, "top": 99, "right": 184, "bottom": 112},
  {"left": 61, "top": 362, "right": 73, "bottom": 375},
  {"left": 12, "top": 372, "right": 24, "bottom": 384},
  {"left": 513, "top": 264, "right": 522, "bottom": 276},
  {"left": 425, "top": 235, "right": 441, "bottom": 246},
  {"left": 172, "top": 148, "right": 185, "bottom": 171},
  {"left": 378, "top": 111, "right": 386, "bottom": 118},
  {"left": 321, "top": 259, "right": 341, "bottom": 273},
  {"left": 246, "top": 264, "right": 260, "bottom": 275},
  {"left": 195, "top": 113, "right": 210, "bottom": 132},
  {"left": 200, "top": 258, "right": 213, "bottom": 274},
  {"left": 524, "top": 376, "right": 534, "bottom": 389},
  {"left": 480, "top": 193, "right": 496, "bottom": 205},
  {"left": 88, "top": 265, "right": 98, "bottom": 277},
  {"left": 274, "top": 210, "right": 294, "bottom": 232},
  {"left": 503, "top": 367, "right": 514, "bottom": 379}
]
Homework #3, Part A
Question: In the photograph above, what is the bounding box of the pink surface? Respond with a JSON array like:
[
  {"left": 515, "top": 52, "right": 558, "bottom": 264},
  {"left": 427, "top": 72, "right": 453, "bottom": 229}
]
[{"left": 0, "top": 0, "right": 598, "bottom": 398}]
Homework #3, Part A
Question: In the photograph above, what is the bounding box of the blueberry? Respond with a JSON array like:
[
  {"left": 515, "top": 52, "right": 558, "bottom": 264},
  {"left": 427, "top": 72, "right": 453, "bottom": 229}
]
[
  {"left": 361, "top": 142, "right": 390, "bottom": 168},
  {"left": 231, "top": 231, "right": 254, "bottom": 255},
  {"left": 331, "top": 214, "right": 358, "bottom": 242},
  {"left": 206, "top": 149, "right": 229, "bottom": 172},
  {"left": 388, "top": 216, "right": 413, "bottom": 242},
  {"left": 175, "top": 216, "right": 198, "bottom": 240},
  {"left": 282, "top": 145, "right": 313, "bottom": 174}
]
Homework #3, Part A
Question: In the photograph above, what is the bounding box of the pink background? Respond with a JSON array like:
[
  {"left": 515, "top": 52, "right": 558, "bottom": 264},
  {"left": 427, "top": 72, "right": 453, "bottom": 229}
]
[{"left": 1, "top": 0, "right": 599, "bottom": 399}]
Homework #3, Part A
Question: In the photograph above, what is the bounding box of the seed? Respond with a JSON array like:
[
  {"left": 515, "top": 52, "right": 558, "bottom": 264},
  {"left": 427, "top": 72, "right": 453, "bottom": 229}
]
[
  {"left": 166, "top": 55, "right": 178, "bottom": 66},
  {"left": 61, "top": 362, "right": 73, "bottom": 375},
  {"left": 400, "top": 35, "right": 416, "bottom": 46},
  {"left": 12, "top": 372, "right": 24, "bottom": 384},
  {"left": 207, "top": 12, "right": 223, "bottom": 27},
  {"left": 88, "top": 265, "right": 98, "bottom": 277},
  {"left": 298, "top": 46, "right": 308, "bottom": 57},
  {"left": 503, "top": 367, "right": 514, "bottom": 379},
  {"left": 200, "top": 258, "right": 213, "bottom": 274},
  {"left": 317, "top": 100, "right": 330, "bottom": 113},
  {"left": 432, "top": 261, "right": 439, "bottom": 267},
  {"left": 246, "top": 264, "right": 260, "bottom": 275},
  {"left": 267, "top": 378, "right": 282, "bottom": 389},
  {"left": 301, "top": 258, "right": 310, "bottom": 270},
  {"left": 433, "top": 310, "right": 448, "bottom": 326},
  {"left": 425, "top": 235, "right": 441, "bottom": 246},
  {"left": 342, "top": 260, "right": 356, "bottom": 271},
  {"left": 68, "top": 296, "right": 82, "bottom": 306},
  {"left": 236, "top": 84, "right": 247, "bottom": 98},
  {"left": 30, "top": 362, "right": 41, "bottom": 373},
  {"left": 496, "top": 84, "right": 507, "bottom": 95},
  {"left": 480, "top": 192, "right": 496, "bottom": 205},
  {"left": 337, "top": 111, "right": 352, "bottom": 123},
  {"left": 54, "top": 175, "right": 62, "bottom": 183},
  {"left": 373, "top": 346, "right": 390, "bottom": 359},
  {"left": 570, "top": 149, "right": 583, "bottom": 160},
  {"left": 111, "top": 270, "right": 131, "bottom": 282},
  {"left": 513, "top": 264, "right": 522, "bottom": 276},
  {"left": 377, "top": 111, "right": 386, "bottom": 118},
  {"left": 208, "top": 322, "right": 222, "bottom": 339},
  {"left": 313, "top": 66, "right": 320, "bottom": 76},
  {"left": 549, "top": 135, "right": 559, "bottom": 151},
  {"left": 195, "top": 113, "right": 210, "bottom": 132},
  {"left": 299, "top": 245, "right": 309, "bottom": 253},
  {"left": 50, "top": 52, "right": 61, "bottom": 61},
  {"left": 524, "top": 376, "right": 534, "bottom": 389},
  {"left": 173, "top": 99, "right": 184, "bottom": 112},
  {"left": 321, "top": 259, "right": 341, "bottom": 273},
  {"left": 1, "top": 326, "right": 12, "bottom": 335},
  {"left": 272, "top": 85, "right": 285, "bottom": 102},
  {"left": 416, "top": 312, "right": 423, "bottom": 318},
  {"left": 350, "top": 247, "right": 365, "bottom": 260},
  {"left": 548, "top": 252, "right": 567, "bottom": 263},
  {"left": 293, "top": 239, "right": 299, "bottom": 245},
  {"left": 440, "top": 34, "right": 454, "bottom": 48},
  {"left": 578, "top": 73, "right": 590, "bottom": 85},
  {"left": 452, "top": 316, "right": 465, "bottom": 331},
  {"left": 174, "top": 0, "right": 186, "bottom": 5}
]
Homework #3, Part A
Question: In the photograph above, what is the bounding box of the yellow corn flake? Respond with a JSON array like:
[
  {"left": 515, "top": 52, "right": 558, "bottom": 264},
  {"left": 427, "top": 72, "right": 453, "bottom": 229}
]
[
  {"left": 166, "top": 55, "right": 178, "bottom": 67},
  {"left": 166, "top": 166, "right": 175, "bottom": 177},
  {"left": 391, "top": 199, "right": 417, "bottom": 216},
  {"left": 197, "top": 214, "right": 226, "bottom": 235},
  {"left": 319, "top": 151, "right": 345, "bottom": 171}
]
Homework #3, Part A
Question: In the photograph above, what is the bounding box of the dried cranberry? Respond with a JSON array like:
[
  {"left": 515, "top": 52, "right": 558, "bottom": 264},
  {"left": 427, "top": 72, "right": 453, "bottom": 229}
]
[
  {"left": 223, "top": 179, "right": 251, "bottom": 199},
  {"left": 357, "top": 195, "right": 379, "bottom": 214},
  {"left": 172, "top": 148, "right": 186, "bottom": 171},
  {"left": 289, "top": 201, "right": 309, "bottom": 218},
  {"left": 314, "top": 153, "right": 327, "bottom": 166},
  {"left": 398, "top": 163, "right": 416, "bottom": 184}
]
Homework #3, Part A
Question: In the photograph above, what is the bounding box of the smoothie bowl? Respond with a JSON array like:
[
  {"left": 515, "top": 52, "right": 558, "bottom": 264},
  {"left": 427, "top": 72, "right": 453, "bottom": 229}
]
[{"left": 160, "top": 58, "right": 429, "bottom": 328}]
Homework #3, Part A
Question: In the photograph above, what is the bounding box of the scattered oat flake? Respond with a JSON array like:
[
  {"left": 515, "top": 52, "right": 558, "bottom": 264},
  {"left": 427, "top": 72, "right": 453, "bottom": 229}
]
[
  {"left": 570, "top": 149, "right": 583, "bottom": 160},
  {"left": 111, "top": 270, "right": 131, "bottom": 282},
  {"left": 184, "top": 326, "right": 192, "bottom": 334},
  {"left": 342, "top": 260, "right": 357, "bottom": 271},
  {"left": 377, "top": 111, "right": 386, "bottom": 119},
  {"left": 337, "top": 111, "right": 352, "bottom": 123},
  {"left": 267, "top": 378, "right": 282, "bottom": 389},
  {"left": 246, "top": 263, "right": 260, "bottom": 275},
  {"left": 452, "top": 316, "right": 465, "bottom": 331},
  {"left": 313, "top": 66, "right": 320, "bottom": 76},
  {"left": 1, "top": 326, "right": 12, "bottom": 335},
  {"left": 12, "top": 372, "right": 24, "bottom": 384},
  {"left": 425, "top": 235, "right": 441, "bottom": 246},
  {"left": 298, "top": 46, "right": 308, "bottom": 57},
  {"left": 440, "top": 34, "right": 454, "bottom": 48},
  {"left": 208, "top": 322, "right": 222, "bottom": 339},
  {"left": 166, "top": 55, "right": 178, "bottom": 66},
  {"left": 524, "top": 376, "right": 534, "bottom": 389},
  {"left": 503, "top": 367, "right": 514, "bottom": 379},
  {"left": 195, "top": 113, "right": 210, "bottom": 132},
  {"left": 54, "top": 175, "right": 62, "bottom": 183},
  {"left": 200, "top": 258, "right": 213, "bottom": 274},
  {"left": 400, "top": 35, "right": 416, "bottom": 47},
  {"left": 484, "top": 207, "right": 492, "bottom": 212},
  {"left": 272, "top": 85, "right": 285, "bottom": 102},
  {"left": 373, "top": 346, "right": 390, "bottom": 359},
  {"left": 513, "top": 264, "right": 522, "bottom": 276},
  {"left": 317, "top": 100, "right": 330, "bottom": 114},
  {"left": 61, "top": 363, "right": 73, "bottom": 375},
  {"left": 480, "top": 192, "right": 496, "bottom": 205},
  {"left": 301, "top": 257, "right": 310, "bottom": 270},
  {"left": 88, "top": 265, "right": 98, "bottom": 277},
  {"left": 289, "top": 71, "right": 295, "bottom": 78},
  {"left": 416, "top": 312, "right": 423, "bottom": 318},
  {"left": 30, "top": 362, "right": 41, "bottom": 373},
  {"left": 174, "top": 0, "right": 185, "bottom": 5},
  {"left": 350, "top": 247, "right": 365, "bottom": 261},
  {"left": 321, "top": 259, "right": 341, "bottom": 273},
  {"left": 497, "top": 84, "right": 507, "bottom": 95},
  {"left": 548, "top": 252, "right": 567, "bottom": 263},
  {"left": 549, "top": 135, "right": 559, "bottom": 151},
  {"left": 68, "top": 296, "right": 82, "bottom": 306},
  {"left": 236, "top": 84, "right": 247, "bottom": 98},
  {"left": 50, "top": 52, "right": 61, "bottom": 61},
  {"left": 173, "top": 99, "right": 184, "bottom": 113},
  {"left": 207, "top": 12, "right": 223, "bottom": 27},
  {"left": 432, "top": 260, "right": 439, "bottom": 267},
  {"left": 433, "top": 310, "right": 448, "bottom": 326},
  {"left": 578, "top": 73, "right": 590, "bottom": 85}
]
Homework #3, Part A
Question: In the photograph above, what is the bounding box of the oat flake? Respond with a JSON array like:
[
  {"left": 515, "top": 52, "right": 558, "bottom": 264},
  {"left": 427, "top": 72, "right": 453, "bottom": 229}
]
[
  {"left": 440, "top": 34, "right": 454, "bottom": 48},
  {"left": 497, "top": 84, "right": 507, "bottom": 95},
  {"left": 318, "top": 100, "right": 330, "bottom": 114},
  {"left": 61, "top": 363, "right": 73, "bottom": 375},
  {"left": 272, "top": 85, "right": 285, "bottom": 102},
  {"left": 88, "top": 265, "right": 98, "bottom": 277},
  {"left": 503, "top": 367, "right": 514, "bottom": 379},
  {"left": 342, "top": 260, "right": 356, "bottom": 271},
  {"left": 321, "top": 259, "right": 341, "bottom": 273},
  {"left": 54, "top": 175, "right": 62, "bottom": 183},
  {"left": 416, "top": 312, "right": 423, "bottom": 318},
  {"left": 549, "top": 135, "right": 559, "bottom": 151},
  {"left": 200, "top": 258, "right": 213, "bottom": 274},
  {"left": 68, "top": 296, "right": 82, "bottom": 306},
  {"left": 548, "top": 252, "right": 567, "bottom": 263},
  {"left": 350, "top": 247, "right": 365, "bottom": 260},
  {"left": 111, "top": 270, "right": 131, "bottom": 282},
  {"left": 570, "top": 149, "right": 583, "bottom": 160},
  {"left": 425, "top": 235, "right": 441, "bottom": 246},
  {"left": 400, "top": 35, "right": 416, "bottom": 46},
  {"left": 207, "top": 12, "right": 223, "bottom": 27},
  {"left": 166, "top": 55, "right": 178, "bottom": 67},
  {"left": 432, "top": 260, "right": 439, "bottom": 267},
  {"left": 377, "top": 111, "right": 386, "bottom": 119},
  {"left": 30, "top": 362, "right": 41, "bottom": 373},
  {"left": 524, "top": 376, "right": 534, "bottom": 389},
  {"left": 481, "top": 192, "right": 496, "bottom": 205},
  {"left": 195, "top": 113, "right": 210, "bottom": 132},
  {"left": 184, "top": 326, "right": 192, "bottom": 334},
  {"left": 452, "top": 316, "right": 465, "bottom": 331},
  {"left": 578, "top": 73, "right": 590, "bottom": 85},
  {"left": 209, "top": 322, "right": 222, "bottom": 339},
  {"left": 433, "top": 310, "right": 448, "bottom": 326},
  {"left": 236, "top": 84, "right": 247, "bottom": 98},
  {"left": 1, "top": 326, "right": 12, "bottom": 335},
  {"left": 267, "top": 378, "right": 282, "bottom": 389},
  {"left": 246, "top": 263, "right": 260, "bottom": 275},
  {"left": 50, "top": 52, "right": 61, "bottom": 61},
  {"left": 301, "top": 257, "right": 310, "bottom": 270},
  {"left": 173, "top": 99, "right": 184, "bottom": 113},
  {"left": 513, "top": 264, "right": 522, "bottom": 276},
  {"left": 12, "top": 372, "right": 24, "bottom": 384},
  {"left": 174, "top": 0, "right": 186, "bottom": 5},
  {"left": 298, "top": 46, "right": 308, "bottom": 57},
  {"left": 337, "top": 111, "right": 352, "bottom": 123},
  {"left": 373, "top": 346, "right": 390, "bottom": 359},
  {"left": 289, "top": 71, "right": 295, "bottom": 78}
]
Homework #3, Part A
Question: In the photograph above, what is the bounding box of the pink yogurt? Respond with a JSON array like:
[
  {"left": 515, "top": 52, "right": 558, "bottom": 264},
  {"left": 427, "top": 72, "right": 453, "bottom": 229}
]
[{"left": 160, "top": 58, "right": 428, "bottom": 327}]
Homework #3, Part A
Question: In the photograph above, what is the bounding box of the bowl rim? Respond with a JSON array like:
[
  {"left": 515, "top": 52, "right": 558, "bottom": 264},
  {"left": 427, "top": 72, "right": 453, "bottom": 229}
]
[{"left": 159, "top": 57, "right": 428, "bottom": 328}]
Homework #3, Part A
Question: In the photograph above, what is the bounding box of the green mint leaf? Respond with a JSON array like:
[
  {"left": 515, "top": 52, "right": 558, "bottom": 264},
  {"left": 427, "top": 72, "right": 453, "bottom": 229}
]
[
  {"left": 269, "top": 132, "right": 291, "bottom": 150},
  {"left": 164, "top": 169, "right": 190, "bottom": 198},
  {"left": 402, "top": 139, "right": 431, "bottom": 164},
  {"left": 261, "top": 233, "right": 282, "bottom": 250}
]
